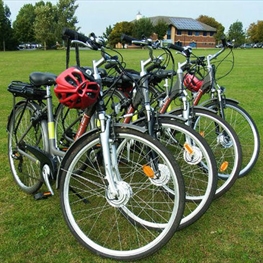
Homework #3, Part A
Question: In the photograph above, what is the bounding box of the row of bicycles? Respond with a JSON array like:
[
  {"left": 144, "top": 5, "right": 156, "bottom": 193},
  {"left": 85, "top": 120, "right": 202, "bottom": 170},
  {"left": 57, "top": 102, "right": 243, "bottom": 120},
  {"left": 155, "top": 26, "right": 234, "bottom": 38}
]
[{"left": 6, "top": 28, "right": 260, "bottom": 261}]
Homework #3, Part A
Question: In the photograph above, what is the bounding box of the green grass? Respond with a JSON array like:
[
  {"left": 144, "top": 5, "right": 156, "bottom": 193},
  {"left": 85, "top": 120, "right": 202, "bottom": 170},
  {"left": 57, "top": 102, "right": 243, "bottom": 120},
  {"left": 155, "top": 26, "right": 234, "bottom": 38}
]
[{"left": 0, "top": 48, "right": 262, "bottom": 263}]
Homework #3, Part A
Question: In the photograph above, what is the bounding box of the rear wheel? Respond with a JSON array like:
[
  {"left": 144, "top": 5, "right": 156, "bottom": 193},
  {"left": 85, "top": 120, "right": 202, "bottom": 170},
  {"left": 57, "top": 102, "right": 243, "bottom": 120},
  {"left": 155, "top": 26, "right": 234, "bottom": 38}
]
[
  {"left": 8, "top": 101, "right": 47, "bottom": 194},
  {"left": 54, "top": 89, "right": 128, "bottom": 149}
]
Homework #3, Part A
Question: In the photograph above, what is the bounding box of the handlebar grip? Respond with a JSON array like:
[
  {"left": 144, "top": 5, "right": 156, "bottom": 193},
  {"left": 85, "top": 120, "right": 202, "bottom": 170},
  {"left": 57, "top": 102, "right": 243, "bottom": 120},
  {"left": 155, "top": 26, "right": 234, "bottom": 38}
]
[
  {"left": 221, "top": 38, "right": 227, "bottom": 48},
  {"left": 167, "top": 43, "right": 184, "bottom": 52},
  {"left": 62, "top": 28, "right": 89, "bottom": 42},
  {"left": 121, "top": 34, "right": 137, "bottom": 44},
  {"left": 146, "top": 64, "right": 159, "bottom": 72}
]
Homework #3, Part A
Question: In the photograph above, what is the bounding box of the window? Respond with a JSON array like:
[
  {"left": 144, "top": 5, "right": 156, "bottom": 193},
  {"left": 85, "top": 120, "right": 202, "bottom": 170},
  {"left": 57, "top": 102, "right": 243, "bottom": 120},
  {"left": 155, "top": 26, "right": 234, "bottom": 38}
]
[
  {"left": 203, "top": 32, "right": 207, "bottom": 36},
  {"left": 195, "top": 31, "right": 199, "bottom": 36},
  {"left": 177, "top": 30, "right": 182, "bottom": 35},
  {"left": 210, "top": 32, "right": 214, "bottom": 36},
  {"left": 188, "top": 31, "right": 192, "bottom": 36},
  {"left": 167, "top": 28, "right": 171, "bottom": 39}
]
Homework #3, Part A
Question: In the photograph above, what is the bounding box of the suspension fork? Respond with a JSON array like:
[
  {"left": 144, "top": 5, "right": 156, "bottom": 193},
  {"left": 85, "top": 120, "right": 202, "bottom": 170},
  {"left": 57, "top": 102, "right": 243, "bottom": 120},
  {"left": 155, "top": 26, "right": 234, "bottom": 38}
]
[
  {"left": 99, "top": 114, "right": 119, "bottom": 197},
  {"left": 215, "top": 85, "right": 227, "bottom": 119}
]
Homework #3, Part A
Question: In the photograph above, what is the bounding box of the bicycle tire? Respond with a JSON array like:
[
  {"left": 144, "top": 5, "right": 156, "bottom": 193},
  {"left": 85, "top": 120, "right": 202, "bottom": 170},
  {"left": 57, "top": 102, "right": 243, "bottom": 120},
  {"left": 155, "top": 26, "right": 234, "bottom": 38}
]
[
  {"left": 54, "top": 89, "right": 128, "bottom": 149},
  {"left": 7, "top": 101, "right": 47, "bottom": 194},
  {"left": 170, "top": 107, "right": 242, "bottom": 198},
  {"left": 59, "top": 126, "right": 185, "bottom": 261},
  {"left": 54, "top": 104, "right": 82, "bottom": 149},
  {"left": 203, "top": 99, "right": 260, "bottom": 177}
]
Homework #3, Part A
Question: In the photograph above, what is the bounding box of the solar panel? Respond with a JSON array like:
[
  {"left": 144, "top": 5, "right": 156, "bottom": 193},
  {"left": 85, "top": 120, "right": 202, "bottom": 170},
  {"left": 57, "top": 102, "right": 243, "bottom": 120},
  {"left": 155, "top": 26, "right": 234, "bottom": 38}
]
[{"left": 169, "top": 17, "right": 205, "bottom": 30}]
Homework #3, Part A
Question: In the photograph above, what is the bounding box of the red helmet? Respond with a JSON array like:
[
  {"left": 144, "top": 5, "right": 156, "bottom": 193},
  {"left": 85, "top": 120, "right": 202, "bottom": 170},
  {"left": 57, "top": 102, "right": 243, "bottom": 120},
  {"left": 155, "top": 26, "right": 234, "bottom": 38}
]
[
  {"left": 55, "top": 67, "right": 100, "bottom": 109},
  {"left": 183, "top": 73, "right": 203, "bottom": 92}
]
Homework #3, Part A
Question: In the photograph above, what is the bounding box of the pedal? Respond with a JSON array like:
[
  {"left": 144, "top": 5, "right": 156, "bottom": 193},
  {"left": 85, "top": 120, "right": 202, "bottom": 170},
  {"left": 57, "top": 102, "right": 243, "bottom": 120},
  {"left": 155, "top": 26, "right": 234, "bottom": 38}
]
[{"left": 34, "top": 191, "right": 52, "bottom": 200}]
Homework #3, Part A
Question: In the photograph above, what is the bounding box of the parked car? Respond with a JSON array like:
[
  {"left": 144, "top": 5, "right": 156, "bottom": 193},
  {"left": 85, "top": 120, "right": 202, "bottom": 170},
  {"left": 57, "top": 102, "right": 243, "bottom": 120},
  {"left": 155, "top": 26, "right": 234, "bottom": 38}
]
[
  {"left": 253, "top": 43, "right": 262, "bottom": 48},
  {"left": 216, "top": 44, "right": 223, "bottom": 48},
  {"left": 240, "top": 43, "right": 252, "bottom": 49}
]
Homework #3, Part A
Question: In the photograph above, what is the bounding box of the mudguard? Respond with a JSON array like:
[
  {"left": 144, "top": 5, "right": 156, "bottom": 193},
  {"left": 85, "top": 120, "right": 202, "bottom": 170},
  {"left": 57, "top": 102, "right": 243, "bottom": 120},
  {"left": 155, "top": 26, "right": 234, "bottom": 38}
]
[
  {"left": 168, "top": 105, "right": 218, "bottom": 120},
  {"left": 199, "top": 97, "right": 239, "bottom": 107}
]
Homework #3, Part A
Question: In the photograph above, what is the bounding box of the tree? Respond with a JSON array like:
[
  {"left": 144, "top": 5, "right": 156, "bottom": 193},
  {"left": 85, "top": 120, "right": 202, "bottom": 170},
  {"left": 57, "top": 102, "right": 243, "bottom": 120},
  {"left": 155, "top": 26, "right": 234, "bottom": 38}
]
[
  {"left": 0, "top": 0, "right": 13, "bottom": 50},
  {"left": 132, "top": 17, "right": 154, "bottom": 39},
  {"left": 247, "top": 21, "right": 263, "bottom": 43},
  {"left": 55, "top": 0, "right": 79, "bottom": 43},
  {"left": 34, "top": 2, "right": 56, "bottom": 50},
  {"left": 108, "top": 21, "right": 133, "bottom": 47},
  {"left": 103, "top": 25, "right": 113, "bottom": 40},
  {"left": 197, "top": 15, "right": 225, "bottom": 43},
  {"left": 227, "top": 21, "right": 245, "bottom": 46},
  {"left": 153, "top": 19, "right": 168, "bottom": 40},
  {"left": 13, "top": 4, "right": 36, "bottom": 43}
]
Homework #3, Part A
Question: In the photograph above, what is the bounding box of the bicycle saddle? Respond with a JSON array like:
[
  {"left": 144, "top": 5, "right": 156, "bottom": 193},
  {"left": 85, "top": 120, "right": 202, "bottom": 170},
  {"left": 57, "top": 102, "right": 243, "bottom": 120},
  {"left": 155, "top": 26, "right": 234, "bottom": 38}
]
[{"left": 29, "top": 72, "right": 57, "bottom": 87}]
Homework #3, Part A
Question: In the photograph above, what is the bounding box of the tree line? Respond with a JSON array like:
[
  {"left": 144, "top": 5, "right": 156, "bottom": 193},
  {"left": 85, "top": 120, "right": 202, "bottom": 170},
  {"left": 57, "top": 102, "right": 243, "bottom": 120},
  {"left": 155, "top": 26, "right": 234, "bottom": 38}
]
[
  {"left": 1, "top": 0, "right": 263, "bottom": 51},
  {"left": 0, "top": 0, "right": 78, "bottom": 50}
]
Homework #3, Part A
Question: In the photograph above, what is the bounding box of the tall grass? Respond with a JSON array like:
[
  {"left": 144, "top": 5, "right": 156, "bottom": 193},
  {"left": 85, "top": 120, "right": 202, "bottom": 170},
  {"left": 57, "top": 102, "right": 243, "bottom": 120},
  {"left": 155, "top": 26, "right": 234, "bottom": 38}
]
[{"left": 0, "top": 48, "right": 262, "bottom": 263}]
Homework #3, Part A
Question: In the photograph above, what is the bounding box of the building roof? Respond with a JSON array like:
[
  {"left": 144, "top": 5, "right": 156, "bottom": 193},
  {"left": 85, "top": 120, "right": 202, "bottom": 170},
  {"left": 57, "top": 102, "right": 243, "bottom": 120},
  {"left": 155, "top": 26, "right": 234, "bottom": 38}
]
[{"left": 149, "top": 16, "right": 217, "bottom": 32}]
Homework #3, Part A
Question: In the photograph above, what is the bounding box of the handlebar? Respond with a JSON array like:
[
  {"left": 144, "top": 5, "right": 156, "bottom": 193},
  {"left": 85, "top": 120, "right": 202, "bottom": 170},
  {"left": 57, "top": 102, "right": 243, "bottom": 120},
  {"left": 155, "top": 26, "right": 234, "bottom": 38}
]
[
  {"left": 168, "top": 43, "right": 192, "bottom": 58},
  {"left": 62, "top": 28, "right": 89, "bottom": 42},
  {"left": 120, "top": 34, "right": 137, "bottom": 44},
  {"left": 221, "top": 37, "right": 234, "bottom": 49},
  {"left": 62, "top": 27, "right": 104, "bottom": 50},
  {"left": 121, "top": 34, "right": 174, "bottom": 72},
  {"left": 121, "top": 34, "right": 157, "bottom": 48}
]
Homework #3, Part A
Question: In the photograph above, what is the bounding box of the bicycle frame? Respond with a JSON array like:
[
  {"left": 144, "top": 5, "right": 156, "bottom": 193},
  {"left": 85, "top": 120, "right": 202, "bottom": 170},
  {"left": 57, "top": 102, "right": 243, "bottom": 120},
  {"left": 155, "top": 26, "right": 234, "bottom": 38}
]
[
  {"left": 59, "top": 40, "right": 128, "bottom": 197},
  {"left": 189, "top": 46, "right": 235, "bottom": 121}
]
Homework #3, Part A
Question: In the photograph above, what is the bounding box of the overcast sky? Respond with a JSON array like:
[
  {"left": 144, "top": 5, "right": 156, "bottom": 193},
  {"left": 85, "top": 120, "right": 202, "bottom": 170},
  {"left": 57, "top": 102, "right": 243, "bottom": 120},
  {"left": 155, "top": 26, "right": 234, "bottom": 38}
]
[{"left": 5, "top": 0, "right": 263, "bottom": 36}]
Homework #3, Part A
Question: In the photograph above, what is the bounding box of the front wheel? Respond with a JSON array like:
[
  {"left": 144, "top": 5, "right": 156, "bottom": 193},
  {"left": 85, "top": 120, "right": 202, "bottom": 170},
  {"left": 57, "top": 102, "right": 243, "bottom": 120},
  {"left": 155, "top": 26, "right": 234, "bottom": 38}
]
[
  {"left": 170, "top": 107, "right": 242, "bottom": 198},
  {"left": 59, "top": 126, "right": 185, "bottom": 261},
  {"left": 204, "top": 99, "right": 260, "bottom": 177}
]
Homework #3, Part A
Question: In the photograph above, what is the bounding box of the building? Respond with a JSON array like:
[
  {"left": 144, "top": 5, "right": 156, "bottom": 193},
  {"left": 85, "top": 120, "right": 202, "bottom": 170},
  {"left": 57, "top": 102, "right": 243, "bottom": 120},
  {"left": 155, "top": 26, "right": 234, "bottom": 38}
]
[{"left": 148, "top": 16, "right": 217, "bottom": 48}]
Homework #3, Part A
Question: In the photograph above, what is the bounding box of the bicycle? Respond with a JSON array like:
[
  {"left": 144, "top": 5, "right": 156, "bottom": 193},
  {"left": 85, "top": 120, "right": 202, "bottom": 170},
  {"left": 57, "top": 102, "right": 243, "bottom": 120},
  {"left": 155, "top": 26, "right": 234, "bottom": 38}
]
[
  {"left": 182, "top": 39, "right": 260, "bottom": 177},
  {"left": 160, "top": 43, "right": 242, "bottom": 198},
  {"left": 115, "top": 37, "right": 241, "bottom": 199},
  {"left": 56, "top": 33, "right": 218, "bottom": 230},
  {"left": 7, "top": 29, "right": 185, "bottom": 260}
]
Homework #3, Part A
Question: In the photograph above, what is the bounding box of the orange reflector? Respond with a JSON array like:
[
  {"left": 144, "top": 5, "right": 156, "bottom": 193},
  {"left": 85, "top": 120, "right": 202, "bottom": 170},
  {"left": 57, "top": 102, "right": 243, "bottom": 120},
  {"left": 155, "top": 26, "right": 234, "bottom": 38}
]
[
  {"left": 220, "top": 161, "right": 229, "bottom": 172},
  {"left": 142, "top": 165, "right": 155, "bottom": 178},
  {"left": 199, "top": 131, "right": 205, "bottom": 137},
  {"left": 43, "top": 191, "right": 52, "bottom": 196},
  {"left": 184, "top": 143, "right": 193, "bottom": 155}
]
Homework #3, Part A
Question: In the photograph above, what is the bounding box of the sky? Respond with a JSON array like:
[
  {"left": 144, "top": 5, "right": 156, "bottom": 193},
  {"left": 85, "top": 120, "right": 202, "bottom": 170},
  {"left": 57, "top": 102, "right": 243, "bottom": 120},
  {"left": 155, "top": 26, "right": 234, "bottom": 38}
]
[{"left": 4, "top": 0, "right": 263, "bottom": 36}]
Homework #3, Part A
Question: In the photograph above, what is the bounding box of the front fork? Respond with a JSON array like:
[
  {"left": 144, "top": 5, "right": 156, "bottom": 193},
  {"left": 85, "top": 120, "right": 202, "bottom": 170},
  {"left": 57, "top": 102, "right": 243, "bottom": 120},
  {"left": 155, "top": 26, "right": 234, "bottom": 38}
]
[
  {"left": 210, "top": 84, "right": 226, "bottom": 119},
  {"left": 181, "top": 90, "right": 192, "bottom": 146},
  {"left": 99, "top": 113, "right": 120, "bottom": 198}
]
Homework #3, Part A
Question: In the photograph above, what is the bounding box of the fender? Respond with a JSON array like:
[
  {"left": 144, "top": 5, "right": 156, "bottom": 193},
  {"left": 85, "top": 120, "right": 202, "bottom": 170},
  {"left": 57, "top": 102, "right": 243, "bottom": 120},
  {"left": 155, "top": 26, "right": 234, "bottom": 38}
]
[
  {"left": 199, "top": 97, "right": 239, "bottom": 107},
  {"left": 169, "top": 105, "right": 218, "bottom": 119},
  {"left": 132, "top": 113, "right": 185, "bottom": 126},
  {"left": 56, "top": 123, "right": 147, "bottom": 189}
]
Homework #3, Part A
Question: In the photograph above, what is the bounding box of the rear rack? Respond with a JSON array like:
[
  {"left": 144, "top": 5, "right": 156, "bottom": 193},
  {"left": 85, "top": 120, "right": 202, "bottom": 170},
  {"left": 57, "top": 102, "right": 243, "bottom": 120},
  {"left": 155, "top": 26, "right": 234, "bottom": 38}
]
[{"left": 8, "top": 81, "right": 46, "bottom": 100}]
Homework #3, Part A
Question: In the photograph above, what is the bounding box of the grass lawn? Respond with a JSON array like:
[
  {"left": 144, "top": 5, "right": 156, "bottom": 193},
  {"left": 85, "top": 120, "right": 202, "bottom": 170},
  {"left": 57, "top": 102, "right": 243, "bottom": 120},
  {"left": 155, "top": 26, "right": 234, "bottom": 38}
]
[{"left": 0, "top": 47, "right": 262, "bottom": 263}]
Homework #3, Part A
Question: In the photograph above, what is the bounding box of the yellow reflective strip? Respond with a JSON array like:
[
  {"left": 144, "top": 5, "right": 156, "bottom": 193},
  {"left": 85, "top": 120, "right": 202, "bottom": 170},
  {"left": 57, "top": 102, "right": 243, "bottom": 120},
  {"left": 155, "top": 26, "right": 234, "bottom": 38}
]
[
  {"left": 48, "top": 122, "right": 55, "bottom": 139},
  {"left": 132, "top": 113, "right": 138, "bottom": 121},
  {"left": 167, "top": 104, "right": 172, "bottom": 112}
]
